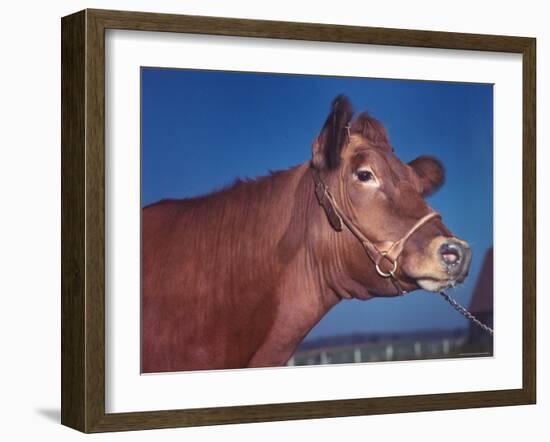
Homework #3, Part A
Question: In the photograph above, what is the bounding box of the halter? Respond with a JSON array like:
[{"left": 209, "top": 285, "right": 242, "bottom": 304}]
[{"left": 312, "top": 166, "right": 441, "bottom": 295}]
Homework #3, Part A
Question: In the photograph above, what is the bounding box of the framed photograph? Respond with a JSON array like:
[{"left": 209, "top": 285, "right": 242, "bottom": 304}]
[{"left": 61, "top": 9, "right": 536, "bottom": 433}]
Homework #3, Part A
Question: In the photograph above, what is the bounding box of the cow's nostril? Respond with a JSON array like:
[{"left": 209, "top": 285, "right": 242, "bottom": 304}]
[{"left": 440, "top": 243, "right": 462, "bottom": 266}]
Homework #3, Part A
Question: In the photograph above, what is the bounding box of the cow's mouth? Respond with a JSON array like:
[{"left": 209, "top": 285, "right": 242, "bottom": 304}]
[
  {"left": 416, "top": 265, "right": 470, "bottom": 291},
  {"left": 417, "top": 277, "right": 460, "bottom": 292}
]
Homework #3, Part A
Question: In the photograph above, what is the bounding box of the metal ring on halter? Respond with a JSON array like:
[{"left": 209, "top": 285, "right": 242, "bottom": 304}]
[{"left": 375, "top": 252, "right": 397, "bottom": 278}]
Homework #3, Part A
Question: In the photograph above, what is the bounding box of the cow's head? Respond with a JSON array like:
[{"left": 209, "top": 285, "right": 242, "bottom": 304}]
[{"left": 311, "top": 95, "right": 471, "bottom": 298}]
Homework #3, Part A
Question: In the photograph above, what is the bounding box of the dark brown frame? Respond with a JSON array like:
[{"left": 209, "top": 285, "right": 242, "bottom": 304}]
[{"left": 61, "top": 8, "right": 536, "bottom": 433}]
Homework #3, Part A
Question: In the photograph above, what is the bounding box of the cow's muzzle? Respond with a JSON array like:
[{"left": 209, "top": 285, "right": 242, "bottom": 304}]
[{"left": 439, "top": 238, "right": 471, "bottom": 282}]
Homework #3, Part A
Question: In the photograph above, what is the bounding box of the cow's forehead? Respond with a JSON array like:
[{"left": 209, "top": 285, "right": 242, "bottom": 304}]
[{"left": 345, "top": 136, "right": 405, "bottom": 171}]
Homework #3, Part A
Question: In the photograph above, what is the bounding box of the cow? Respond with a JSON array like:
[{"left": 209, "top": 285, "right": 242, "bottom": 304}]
[{"left": 141, "top": 95, "right": 471, "bottom": 373}]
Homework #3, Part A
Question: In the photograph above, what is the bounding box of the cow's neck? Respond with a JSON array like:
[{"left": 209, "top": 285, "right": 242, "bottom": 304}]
[{"left": 246, "top": 164, "right": 351, "bottom": 367}]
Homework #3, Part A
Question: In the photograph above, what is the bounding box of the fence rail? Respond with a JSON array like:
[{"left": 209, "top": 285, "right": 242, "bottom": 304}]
[{"left": 288, "top": 336, "right": 469, "bottom": 366}]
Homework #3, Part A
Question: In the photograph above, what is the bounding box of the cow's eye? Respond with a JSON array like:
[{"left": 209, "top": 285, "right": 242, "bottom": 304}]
[{"left": 356, "top": 170, "right": 373, "bottom": 182}]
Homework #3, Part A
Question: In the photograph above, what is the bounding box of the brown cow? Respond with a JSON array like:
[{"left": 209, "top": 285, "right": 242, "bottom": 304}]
[{"left": 141, "top": 95, "right": 471, "bottom": 373}]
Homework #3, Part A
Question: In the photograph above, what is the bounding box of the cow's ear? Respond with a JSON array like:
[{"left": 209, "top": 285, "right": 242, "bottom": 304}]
[
  {"left": 312, "top": 95, "right": 353, "bottom": 170},
  {"left": 409, "top": 156, "right": 445, "bottom": 196}
]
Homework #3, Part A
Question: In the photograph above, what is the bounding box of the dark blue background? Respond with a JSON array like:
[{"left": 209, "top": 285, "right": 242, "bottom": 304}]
[{"left": 141, "top": 67, "right": 493, "bottom": 340}]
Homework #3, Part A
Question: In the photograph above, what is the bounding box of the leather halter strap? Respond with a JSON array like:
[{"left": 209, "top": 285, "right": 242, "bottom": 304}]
[{"left": 312, "top": 166, "right": 441, "bottom": 295}]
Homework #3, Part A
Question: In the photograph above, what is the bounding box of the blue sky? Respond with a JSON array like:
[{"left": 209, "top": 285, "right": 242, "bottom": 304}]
[{"left": 141, "top": 67, "right": 493, "bottom": 340}]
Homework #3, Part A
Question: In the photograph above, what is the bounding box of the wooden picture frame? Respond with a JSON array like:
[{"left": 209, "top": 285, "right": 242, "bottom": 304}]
[{"left": 61, "top": 8, "right": 536, "bottom": 433}]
